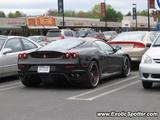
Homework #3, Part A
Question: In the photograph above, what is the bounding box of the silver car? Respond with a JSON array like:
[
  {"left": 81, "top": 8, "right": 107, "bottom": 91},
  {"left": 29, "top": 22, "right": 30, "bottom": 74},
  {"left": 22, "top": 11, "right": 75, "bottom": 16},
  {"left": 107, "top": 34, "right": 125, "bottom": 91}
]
[
  {"left": 0, "top": 36, "right": 41, "bottom": 78},
  {"left": 108, "top": 31, "right": 158, "bottom": 62},
  {"left": 139, "top": 34, "right": 160, "bottom": 89},
  {"left": 46, "top": 29, "right": 74, "bottom": 42}
]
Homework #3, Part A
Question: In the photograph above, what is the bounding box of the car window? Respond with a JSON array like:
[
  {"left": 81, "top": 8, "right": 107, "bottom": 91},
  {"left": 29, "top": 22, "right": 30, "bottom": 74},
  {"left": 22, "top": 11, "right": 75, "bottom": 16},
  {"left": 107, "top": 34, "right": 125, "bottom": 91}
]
[
  {"left": 153, "top": 35, "right": 160, "bottom": 46},
  {"left": 150, "top": 33, "right": 158, "bottom": 42},
  {"left": 47, "top": 31, "right": 61, "bottom": 37},
  {"left": 0, "top": 39, "right": 5, "bottom": 50},
  {"left": 64, "top": 31, "right": 73, "bottom": 37},
  {"left": 94, "top": 41, "right": 114, "bottom": 54},
  {"left": 21, "top": 38, "right": 37, "bottom": 50},
  {"left": 41, "top": 39, "right": 85, "bottom": 51},
  {"left": 4, "top": 38, "right": 23, "bottom": 52}
]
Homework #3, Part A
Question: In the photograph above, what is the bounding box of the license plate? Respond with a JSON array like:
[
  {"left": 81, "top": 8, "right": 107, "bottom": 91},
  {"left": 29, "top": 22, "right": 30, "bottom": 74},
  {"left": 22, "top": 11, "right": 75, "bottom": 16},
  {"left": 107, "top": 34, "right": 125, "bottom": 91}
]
[{"left": 38, "top": 66, "right": 50, "bottom": 73}]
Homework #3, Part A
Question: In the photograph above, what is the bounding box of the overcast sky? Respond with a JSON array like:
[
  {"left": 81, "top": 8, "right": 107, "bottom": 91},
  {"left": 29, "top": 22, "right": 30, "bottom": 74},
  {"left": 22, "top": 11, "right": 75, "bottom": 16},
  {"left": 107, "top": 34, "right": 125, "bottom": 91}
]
[{"left": 0, "top": 0, "right": 158, "bottom": 15}]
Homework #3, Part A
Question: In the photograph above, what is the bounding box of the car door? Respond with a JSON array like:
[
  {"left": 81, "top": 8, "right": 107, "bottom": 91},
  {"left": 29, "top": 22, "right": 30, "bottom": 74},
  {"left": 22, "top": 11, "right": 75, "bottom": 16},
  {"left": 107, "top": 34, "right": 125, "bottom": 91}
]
[
  {"left": 1, "top": 38, "right": 23, "bottom": 76},
  {"left": 94, "top": 41, "right": 122, "bottom": 74}
]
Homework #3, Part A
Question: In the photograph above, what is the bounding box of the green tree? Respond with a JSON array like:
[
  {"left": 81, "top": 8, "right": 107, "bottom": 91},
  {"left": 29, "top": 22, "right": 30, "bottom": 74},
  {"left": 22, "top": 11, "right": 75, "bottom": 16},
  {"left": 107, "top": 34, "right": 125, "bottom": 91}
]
[
  {"left": 137, "top": 10, "right": 148, "bottom": 16},
  {"left": 8, "top": 11, "right": 26, "bottom": 18},
  {"left": 8, "top": 12, "right": 15, "bottom": 18},
  {"left": 100, "top": 5, "right": 123, "bottom": 22},
  {"left": 126, "top": 11, "right": 131, "bottom": 16},
  {"left": 0, "top": 11, "right": 6, "bottom": 17}
]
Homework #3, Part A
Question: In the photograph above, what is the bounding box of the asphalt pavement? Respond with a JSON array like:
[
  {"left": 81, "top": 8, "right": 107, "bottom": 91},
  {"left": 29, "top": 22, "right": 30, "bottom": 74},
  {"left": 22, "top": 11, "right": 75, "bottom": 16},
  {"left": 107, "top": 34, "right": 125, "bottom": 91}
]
[{"left": 0, "top": 70, "right": 160, "bottom": 120}]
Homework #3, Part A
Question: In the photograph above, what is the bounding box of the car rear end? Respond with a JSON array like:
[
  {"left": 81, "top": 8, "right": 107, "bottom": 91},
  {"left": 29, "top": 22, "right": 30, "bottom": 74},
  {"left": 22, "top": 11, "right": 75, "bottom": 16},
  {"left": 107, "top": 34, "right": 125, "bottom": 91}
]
[
  {"left": 46, "top": 29, "right": 62, "bottom": 42},
  {"left": 108, "top": 32, "right": 151, "bottom": 62},
  {"left": 18, "top": 50, "right": 89, "bottom": 84}
]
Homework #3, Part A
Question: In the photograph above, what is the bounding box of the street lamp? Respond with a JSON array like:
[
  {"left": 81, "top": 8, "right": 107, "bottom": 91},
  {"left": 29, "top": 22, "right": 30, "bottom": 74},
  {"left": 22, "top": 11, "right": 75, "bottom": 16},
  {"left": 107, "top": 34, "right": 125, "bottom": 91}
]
[{"left": 133, "top": 4, "right": 138, "bottom": 30}]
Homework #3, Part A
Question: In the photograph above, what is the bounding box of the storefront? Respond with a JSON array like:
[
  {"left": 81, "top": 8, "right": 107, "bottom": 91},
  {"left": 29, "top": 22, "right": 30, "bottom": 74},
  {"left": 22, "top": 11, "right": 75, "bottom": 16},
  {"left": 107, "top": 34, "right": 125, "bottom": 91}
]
[{"left": 27, "top": 16, "right": 58, "bottom": 36}]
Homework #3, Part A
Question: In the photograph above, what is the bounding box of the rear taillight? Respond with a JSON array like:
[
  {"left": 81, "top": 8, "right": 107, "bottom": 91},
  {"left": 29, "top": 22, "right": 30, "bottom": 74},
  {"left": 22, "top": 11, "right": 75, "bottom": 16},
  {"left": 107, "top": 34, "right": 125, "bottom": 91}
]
[
  {"left": 133, "top": 43, "right": 145, "bottom": 48},
  {"left": 65, "top": 52, "right": 71, "bottom": 59},
  {"left": 65, "top": 52, "right": 79, "bottom": 59},
  {"left": 72, "top": 52, "right": 79, "bottom": 59},
  {"left": 18, "top": 53, "right": 28, "bottom": 59},
  {"left": 108, "top": 41, "right": 145, "bottom": 48}
]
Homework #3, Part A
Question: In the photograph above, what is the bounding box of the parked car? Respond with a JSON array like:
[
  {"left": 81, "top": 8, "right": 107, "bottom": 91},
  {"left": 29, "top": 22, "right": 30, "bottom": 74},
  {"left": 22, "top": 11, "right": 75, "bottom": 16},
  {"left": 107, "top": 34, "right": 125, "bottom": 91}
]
[
  {"left": 78, "top": 28, "right": 95, "bottom": 37},
  {"left": 28, "top": 36, "right": 46, "bottom": 46},
  {"left": 0, "top": 36, "right": 41, "bottom": 78},
  {"left": 86, "top": 32, "right": 106, "bottom": 41},
  {"left": 46, "top": 29, "right": 74, "bottom": 42},
  {"left": 108, "top": 31, "right": 158, "bottom": 62},
  {"left": 139, "top": 34, "right": 160, "bottom": 89},
  {"left": 103, "top": 31, "right": 118, "bottom": 41},
  {"left": 18, "top": 38, "right": 131, "bottom": 88}
]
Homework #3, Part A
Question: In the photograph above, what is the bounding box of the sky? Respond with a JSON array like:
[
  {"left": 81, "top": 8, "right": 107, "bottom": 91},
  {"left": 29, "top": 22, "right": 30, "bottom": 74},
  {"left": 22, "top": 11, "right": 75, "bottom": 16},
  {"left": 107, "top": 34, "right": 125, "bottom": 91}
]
[{"left": 0, "top": 0, "right": 158, "bottom": 16}]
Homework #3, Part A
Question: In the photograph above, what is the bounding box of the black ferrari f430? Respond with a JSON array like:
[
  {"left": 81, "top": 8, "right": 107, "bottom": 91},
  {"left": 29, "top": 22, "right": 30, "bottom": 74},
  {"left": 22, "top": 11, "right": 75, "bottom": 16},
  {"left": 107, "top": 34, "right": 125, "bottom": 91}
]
[{"left": 18, "top": 38, "right": 131, "bottom": 88}]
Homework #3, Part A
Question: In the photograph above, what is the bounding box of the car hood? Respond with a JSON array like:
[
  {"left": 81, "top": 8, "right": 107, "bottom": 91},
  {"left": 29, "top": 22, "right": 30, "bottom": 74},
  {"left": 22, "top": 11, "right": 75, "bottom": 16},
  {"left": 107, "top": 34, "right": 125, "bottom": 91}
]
[{"left": 145, "top": 47, "right": 160, "bottom": 58}]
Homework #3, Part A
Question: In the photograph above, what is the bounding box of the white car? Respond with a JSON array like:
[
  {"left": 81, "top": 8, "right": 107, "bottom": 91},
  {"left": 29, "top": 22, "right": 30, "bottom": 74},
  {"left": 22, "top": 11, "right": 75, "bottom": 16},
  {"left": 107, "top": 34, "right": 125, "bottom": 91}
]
[
  {"left": 139, "top": 34, "right": 160, "bottom": 89},
  {"left": 0, "top": 36, "right": 41, "bottom": 78}
]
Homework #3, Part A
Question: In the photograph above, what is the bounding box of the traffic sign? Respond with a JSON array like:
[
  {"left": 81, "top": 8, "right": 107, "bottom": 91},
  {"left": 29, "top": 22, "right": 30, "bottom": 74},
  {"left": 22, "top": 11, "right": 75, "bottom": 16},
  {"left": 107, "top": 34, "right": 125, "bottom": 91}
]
[{"left": 58, "top": 0, "right": 64, "bottom": 13}]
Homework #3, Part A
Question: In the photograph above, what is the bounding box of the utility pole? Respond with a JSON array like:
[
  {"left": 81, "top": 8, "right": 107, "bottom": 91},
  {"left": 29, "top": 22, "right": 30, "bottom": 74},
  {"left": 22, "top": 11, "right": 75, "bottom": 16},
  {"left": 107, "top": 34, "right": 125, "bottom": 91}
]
[{"left": 148, "top": 0, "right": 150, "bottom": 31}]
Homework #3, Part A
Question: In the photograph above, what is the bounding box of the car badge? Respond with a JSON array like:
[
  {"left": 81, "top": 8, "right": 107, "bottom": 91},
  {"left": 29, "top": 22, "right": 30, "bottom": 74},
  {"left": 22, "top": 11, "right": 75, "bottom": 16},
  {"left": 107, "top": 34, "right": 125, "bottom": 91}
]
[{"left": 43, "top": 54, "right": 47, "bottom": 58}]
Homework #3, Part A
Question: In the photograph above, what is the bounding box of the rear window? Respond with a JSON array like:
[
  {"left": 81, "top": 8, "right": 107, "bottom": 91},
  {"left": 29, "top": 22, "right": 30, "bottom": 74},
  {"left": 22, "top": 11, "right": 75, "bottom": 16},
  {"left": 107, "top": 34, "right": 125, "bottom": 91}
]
[
  {"left": 41, "top": 39, "right": 85, "bottom": 51},
  {"left": 47, "top": 31, "right": 61, "bottom": 37},
  {"left": 0, "top": 39, "right": 5, "bottom": 50},
  {"left": 112, "top": 32, "right": 146, "bottom": 41}
]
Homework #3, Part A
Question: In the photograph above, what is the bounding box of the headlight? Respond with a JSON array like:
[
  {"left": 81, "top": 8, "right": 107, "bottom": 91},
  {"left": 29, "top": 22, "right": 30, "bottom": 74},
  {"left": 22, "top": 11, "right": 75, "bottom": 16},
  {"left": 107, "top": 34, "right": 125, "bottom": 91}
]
[{"left": 141, "top": 54, "right": 152, "bottom": 64}]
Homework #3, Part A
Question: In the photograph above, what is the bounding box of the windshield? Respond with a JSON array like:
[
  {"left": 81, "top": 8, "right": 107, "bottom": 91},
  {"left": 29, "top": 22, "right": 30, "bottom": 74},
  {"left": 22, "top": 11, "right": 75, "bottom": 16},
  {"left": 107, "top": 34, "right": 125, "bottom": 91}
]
[
  {"left": 112, "top": 32, "right": 146, "bottom": 41},
  {"left": 41, "top": 39, "right": 85, "bottom": 51},
  {"left": 0, "top": 39, "right": 5, "bottom": 50},
  {"left": 153, "top": 35, "right": 160, "bottom": 47}
]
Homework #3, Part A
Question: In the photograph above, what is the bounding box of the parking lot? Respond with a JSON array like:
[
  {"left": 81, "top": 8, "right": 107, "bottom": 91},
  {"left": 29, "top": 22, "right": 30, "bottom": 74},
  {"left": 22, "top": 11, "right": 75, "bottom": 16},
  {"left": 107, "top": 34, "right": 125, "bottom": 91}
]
[{"left": 0, "top": 69, "right": 159, "bottom": 120}]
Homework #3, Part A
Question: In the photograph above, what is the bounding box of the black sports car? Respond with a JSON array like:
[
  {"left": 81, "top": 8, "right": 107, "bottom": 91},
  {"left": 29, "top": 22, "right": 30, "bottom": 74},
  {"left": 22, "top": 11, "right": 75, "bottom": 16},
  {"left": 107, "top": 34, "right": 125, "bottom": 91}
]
[{"left": 18, "top": 38, "right": 131, "bottom": 88}]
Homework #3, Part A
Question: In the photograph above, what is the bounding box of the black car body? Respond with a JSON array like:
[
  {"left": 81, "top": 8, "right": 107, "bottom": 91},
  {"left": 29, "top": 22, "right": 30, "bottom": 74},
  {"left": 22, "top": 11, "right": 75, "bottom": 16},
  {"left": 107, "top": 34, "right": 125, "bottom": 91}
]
[{"left": 18, "top": 38, "right": 131, "bottom": 88}]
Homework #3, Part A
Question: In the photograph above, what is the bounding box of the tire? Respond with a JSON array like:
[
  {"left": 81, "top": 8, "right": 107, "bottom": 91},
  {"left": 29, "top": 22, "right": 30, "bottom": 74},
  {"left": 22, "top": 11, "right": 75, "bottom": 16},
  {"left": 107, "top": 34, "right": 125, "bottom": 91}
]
[
  {"left": 84, "top": 61, "right": 100, "bottom": 88},
  {"left": 121, "top": 56, "right": 131, "bottom": 77},
  {"left": 142, "top": 81, "right": 152, "bottom": 89},
  {"left": 20, "top": 75, "right": 41, "bottom": 87}
]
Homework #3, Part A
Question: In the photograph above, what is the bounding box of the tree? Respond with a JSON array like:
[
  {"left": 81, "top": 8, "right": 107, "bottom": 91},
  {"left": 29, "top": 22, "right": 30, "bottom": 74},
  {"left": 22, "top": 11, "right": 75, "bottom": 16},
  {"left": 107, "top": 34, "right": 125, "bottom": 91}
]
[
  {"left": 137, "top": 10, "right": 148, "bottom": 16},
  {"left": 8, "top": 12, "right": 15, "bottom": 18},
  {"left": 8, "top": 11, "right": 26, "bottom": 18},
  {"left": 126, "top": 11, "right": 131, "bottom": 16},
  {"left": 0, "top": 11, "right": 6, "bottom": 17},
  {"left": 91, "top": 4, "right": 123, "bottom": 21}
]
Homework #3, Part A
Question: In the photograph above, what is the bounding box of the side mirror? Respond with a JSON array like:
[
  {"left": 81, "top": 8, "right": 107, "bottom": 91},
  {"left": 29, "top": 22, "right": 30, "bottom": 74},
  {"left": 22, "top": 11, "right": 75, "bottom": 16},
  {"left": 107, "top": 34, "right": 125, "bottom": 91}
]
[
  {"left": 1, "top": 48, "right": 12, "bottom": 55},
  {"left": 146, "top": 43, "right": 151, "bottom": 48},
  {"left": 114, "top": 45, "right": 122, "bottom": 51}
]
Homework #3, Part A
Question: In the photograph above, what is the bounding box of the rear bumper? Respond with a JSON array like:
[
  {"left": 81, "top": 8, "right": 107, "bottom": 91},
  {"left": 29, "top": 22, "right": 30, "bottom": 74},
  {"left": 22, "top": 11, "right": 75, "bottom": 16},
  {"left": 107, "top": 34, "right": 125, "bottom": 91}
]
[
  {"left": 125, "top": 48, "right": 147, "bottom": 62},
  {"left": 18, "top": 64, "right": 88, "bottom": 82}
]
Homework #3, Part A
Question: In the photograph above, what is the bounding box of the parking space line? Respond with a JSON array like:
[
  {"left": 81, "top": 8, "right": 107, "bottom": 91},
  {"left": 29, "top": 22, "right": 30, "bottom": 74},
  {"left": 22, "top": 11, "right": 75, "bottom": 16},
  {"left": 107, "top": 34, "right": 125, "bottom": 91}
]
[
  {"left": 68, "top": 80, "right": 140, "bottom": 101},
  {"left": 85, "top": 80, "right": 140, "bottom": 101},
  {"left": 67, "top": 75, "right": 138, "bottom": 100},
  {"left": 0, "top": 82, "right": 21, "bottom": 88}
]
